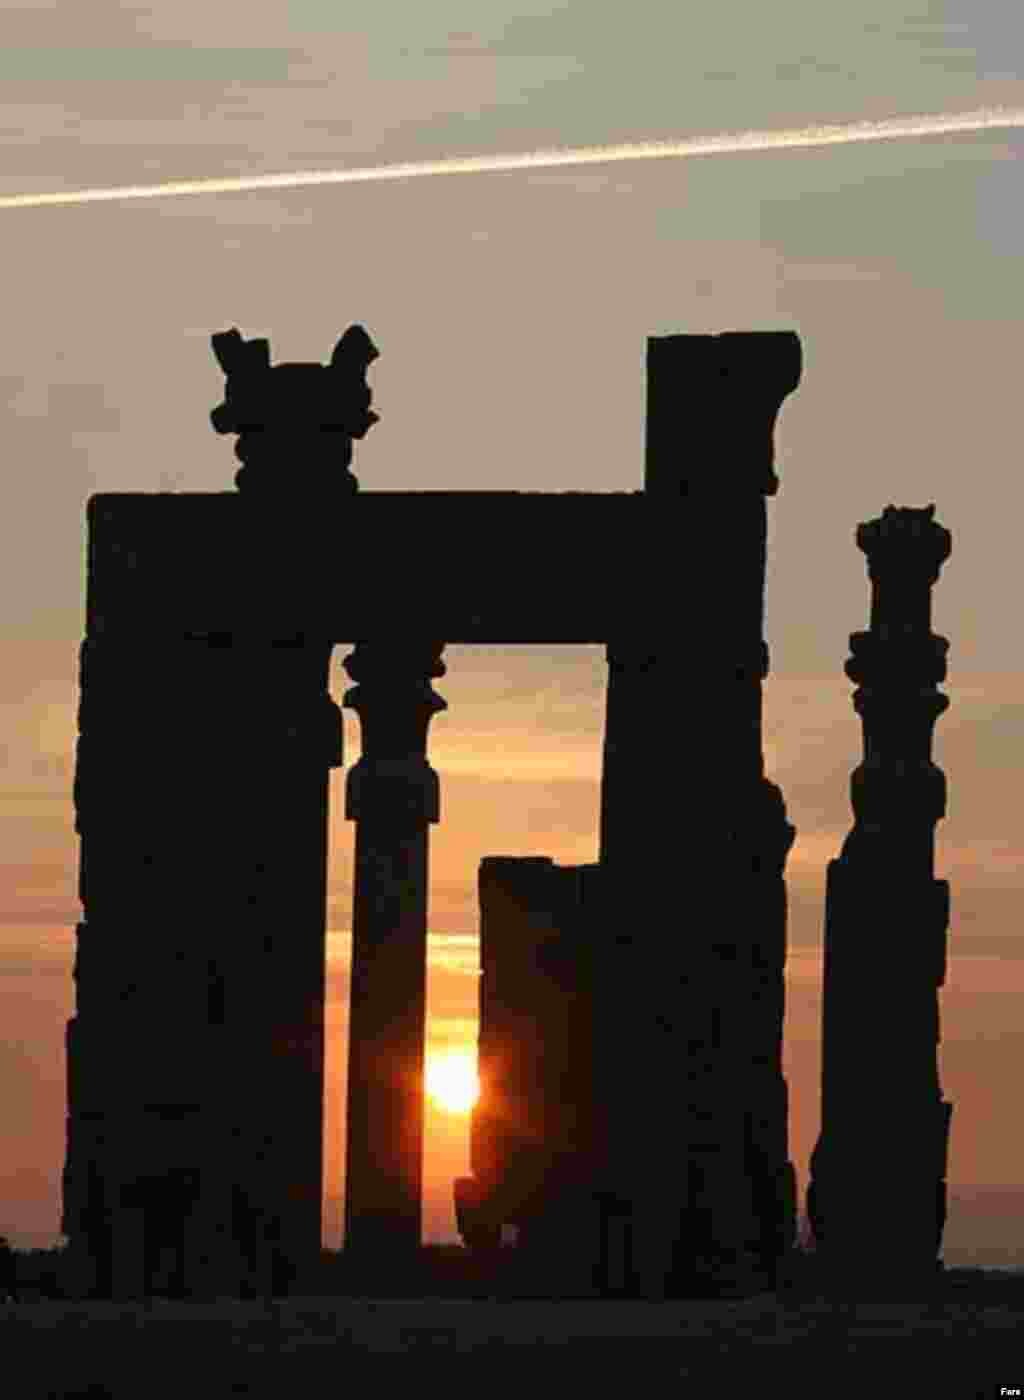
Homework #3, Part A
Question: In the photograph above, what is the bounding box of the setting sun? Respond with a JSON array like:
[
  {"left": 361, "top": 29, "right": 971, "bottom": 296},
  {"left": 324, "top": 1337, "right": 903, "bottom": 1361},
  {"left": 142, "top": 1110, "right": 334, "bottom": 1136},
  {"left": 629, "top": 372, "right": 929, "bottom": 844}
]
[{"left": 425, "top": 1050, "right": 480, "bottom": 1115}]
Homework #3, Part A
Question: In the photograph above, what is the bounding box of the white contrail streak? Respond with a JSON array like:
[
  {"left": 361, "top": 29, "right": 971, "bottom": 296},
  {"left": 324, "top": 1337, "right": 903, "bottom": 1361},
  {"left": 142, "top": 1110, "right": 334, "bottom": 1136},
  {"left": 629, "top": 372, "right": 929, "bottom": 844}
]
[{"left": 2, "top": 105, "right": 1022, "bottom": 210}]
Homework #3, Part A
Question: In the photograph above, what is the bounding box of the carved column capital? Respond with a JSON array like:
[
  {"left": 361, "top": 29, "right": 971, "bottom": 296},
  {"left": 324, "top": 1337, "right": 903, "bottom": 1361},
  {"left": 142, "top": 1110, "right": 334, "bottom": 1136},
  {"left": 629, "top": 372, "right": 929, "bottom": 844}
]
[
  {"left": 210, "top": 323, "right": 379, "bottom": 496},
  {"left": 341, "top": 641, "right": 446, "bottom": 825},
  {"left": 342, "top": 638, "right": 446, "bottom": 690},
  {"left": 809, "top": 502, "right": 954, "bottom": 1285},
  {"left": 856, "top": 503, "right": 952, "bottom": 587},
  {"left": 840, "top": 506, "right": 953, "bottom": 838}
]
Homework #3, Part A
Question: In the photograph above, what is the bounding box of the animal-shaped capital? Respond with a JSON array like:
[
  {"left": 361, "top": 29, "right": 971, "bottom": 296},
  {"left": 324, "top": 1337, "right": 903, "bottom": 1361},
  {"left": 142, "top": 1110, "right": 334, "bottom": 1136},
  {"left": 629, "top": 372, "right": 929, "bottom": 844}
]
[{"left": 209, "top": 324, "right": 379, "bottom": 493}]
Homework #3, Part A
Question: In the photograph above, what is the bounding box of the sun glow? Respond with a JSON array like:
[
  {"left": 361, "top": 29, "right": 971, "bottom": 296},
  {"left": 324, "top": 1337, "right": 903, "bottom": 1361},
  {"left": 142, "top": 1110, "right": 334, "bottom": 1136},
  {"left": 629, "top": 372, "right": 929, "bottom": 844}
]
[{"left": 425, "top": 1050, "right": 479, "bottom": 1116}]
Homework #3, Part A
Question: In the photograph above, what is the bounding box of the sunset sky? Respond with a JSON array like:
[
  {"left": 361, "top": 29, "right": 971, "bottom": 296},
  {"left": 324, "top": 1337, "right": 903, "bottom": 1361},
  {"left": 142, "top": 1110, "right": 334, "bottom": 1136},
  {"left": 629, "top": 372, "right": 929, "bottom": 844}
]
[{"left": 2, "top": 2, "right": 1023, "bottom": 1267}]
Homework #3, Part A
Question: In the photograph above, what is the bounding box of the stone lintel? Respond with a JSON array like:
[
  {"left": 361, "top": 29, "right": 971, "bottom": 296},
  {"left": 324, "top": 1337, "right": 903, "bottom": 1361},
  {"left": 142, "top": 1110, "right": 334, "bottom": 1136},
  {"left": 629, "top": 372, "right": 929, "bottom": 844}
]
[{"left": 85, "top": 490, "right": 657, "bottom": 642}]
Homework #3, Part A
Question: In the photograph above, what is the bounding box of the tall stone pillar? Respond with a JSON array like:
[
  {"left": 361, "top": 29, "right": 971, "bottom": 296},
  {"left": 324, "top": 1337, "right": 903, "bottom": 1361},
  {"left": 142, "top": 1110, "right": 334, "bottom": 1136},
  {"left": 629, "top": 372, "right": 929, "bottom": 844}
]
[
  {"left": 807, "top": 504, "right": 953, "bottom": 1293},
  {"left": 64, "top": 626, "right": 342, "bottom": 1299},
  {"left": 599, "top": 331, "right": 801, "bottom": 1297},
  {"left": 64, "top": 323, "right": 373, "bottom": 1299},
  {"left": 342, "top": 640, "right": 446, "bottom": 1267}
]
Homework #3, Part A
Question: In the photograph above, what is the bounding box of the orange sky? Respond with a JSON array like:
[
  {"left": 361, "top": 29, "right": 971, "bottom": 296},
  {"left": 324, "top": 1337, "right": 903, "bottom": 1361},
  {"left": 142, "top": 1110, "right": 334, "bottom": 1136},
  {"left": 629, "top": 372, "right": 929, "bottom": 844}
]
[
  {"left": 2, "top": 0, "right": 1023, "bottom": 1268},
  {"left": 3, "top": 643, "right": 1024, "bottom": 1267}
]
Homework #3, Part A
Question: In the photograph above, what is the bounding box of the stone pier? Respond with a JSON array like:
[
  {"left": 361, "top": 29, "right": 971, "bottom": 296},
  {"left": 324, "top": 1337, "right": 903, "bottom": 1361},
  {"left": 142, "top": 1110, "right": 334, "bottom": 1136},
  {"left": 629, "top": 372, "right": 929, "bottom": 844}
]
[
  {"left": 599, "top": 332, "right": 801, "bottom": 1296},
  {"left": 807, "top": 504, "right": 954, "bottom": 1293},
  {"left": 62, "top": 322, "right": 377, "bottom": 1299},
  {"left": 67, "top": 318, "right": 809, "bottom": 1301},
  {"left": 456, "top": 333, "right": 803, "bottom": 1299},
  {"left": 64, "top": 626, "right": 342, "bottom": 1298}
]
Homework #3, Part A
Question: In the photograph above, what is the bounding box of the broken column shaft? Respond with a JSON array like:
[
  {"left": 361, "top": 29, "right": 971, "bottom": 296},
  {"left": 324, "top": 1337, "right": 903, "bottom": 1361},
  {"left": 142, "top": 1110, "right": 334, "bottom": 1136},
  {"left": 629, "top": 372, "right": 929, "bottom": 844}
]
[{"left": 807, "top": 503, "right": 953, "bottom": 1291}]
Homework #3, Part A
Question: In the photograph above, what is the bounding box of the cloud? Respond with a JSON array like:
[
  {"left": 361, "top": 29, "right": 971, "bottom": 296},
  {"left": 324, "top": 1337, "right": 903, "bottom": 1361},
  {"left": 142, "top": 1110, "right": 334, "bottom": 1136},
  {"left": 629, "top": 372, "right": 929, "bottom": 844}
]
[{"left": 7, "top": 105, "right": 1024, "bottom": 209}]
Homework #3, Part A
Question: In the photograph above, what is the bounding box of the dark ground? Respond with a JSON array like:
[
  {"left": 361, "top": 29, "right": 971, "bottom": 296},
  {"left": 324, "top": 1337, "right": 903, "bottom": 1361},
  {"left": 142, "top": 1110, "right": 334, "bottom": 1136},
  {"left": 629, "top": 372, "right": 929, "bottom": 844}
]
[{"left": 3, "top": 1249, "right": 1023, "bottom": 1398}]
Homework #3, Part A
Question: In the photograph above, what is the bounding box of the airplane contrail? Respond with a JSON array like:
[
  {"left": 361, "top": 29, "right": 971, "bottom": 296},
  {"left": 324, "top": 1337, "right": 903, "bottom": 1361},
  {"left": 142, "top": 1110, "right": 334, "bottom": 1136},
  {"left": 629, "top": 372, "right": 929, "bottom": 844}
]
[{"left": 2, "top": 105, "right": 1022, "bottom": 210}]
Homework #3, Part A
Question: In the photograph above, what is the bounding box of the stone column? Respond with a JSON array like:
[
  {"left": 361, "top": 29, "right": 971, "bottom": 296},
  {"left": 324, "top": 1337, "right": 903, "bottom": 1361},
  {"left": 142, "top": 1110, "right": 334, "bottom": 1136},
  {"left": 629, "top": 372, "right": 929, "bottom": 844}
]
[
  {"left": 341, "top": 641, "right": 446, "bottom": 1268},
  {"left": 598, "top": 331, "right": 801, "bottom": 1297},
  {"left": 807, "top": 504, "right": 953, "bottom": 1294}
]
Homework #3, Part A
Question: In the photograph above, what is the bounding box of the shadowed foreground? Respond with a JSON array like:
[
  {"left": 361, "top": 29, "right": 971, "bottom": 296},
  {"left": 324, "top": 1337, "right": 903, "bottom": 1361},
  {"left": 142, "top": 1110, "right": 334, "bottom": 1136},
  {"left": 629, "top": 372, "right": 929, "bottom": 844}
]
[{"left": 3, "top": 1258, "right": 1023, "bottom": 1399}]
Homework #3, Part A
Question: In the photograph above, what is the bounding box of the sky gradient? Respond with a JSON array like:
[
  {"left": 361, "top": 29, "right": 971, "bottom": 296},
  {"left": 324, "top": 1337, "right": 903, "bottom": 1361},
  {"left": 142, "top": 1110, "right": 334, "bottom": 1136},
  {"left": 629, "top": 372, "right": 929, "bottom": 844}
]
[{"left": 2, "top": 1, "right": 1023, "bottom": 1266}]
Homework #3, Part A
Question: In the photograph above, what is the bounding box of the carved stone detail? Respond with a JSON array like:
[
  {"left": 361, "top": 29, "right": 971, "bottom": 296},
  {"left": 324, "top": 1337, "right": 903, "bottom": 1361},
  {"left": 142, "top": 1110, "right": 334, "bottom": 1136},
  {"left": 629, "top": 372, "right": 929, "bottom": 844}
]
[
  {"left": 210, "top": 324, "right": 378, "bottom": 495},
  {"left": 808, "top": 503, "right": 953, "bottom": 1291},
  {"left": 341, "top": 641, "right": 446, "bottom": 1261}
]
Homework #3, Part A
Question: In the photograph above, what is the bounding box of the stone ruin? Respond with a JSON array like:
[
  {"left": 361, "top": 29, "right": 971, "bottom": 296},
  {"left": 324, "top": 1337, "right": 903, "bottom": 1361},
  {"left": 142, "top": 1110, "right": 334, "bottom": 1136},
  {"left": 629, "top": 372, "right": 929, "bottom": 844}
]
[
  {"left": 807, "top": 503, "right": 953, "bottom": 1293},
  {"left": 62, "top": 323, "right": 951, "bottom": 1299}
]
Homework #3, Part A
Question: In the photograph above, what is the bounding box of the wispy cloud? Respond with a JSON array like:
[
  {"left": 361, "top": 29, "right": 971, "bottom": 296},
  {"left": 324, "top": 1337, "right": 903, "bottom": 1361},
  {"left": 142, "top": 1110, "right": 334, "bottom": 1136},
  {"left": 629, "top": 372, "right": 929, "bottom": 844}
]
[{"left": 3, "top": 106, "right": 1021, "bottom": 209}]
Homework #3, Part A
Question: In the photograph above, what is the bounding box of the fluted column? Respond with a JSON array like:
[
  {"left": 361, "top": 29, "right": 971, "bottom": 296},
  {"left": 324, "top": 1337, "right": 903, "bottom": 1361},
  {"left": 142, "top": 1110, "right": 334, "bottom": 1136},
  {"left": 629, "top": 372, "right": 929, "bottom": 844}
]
[
  {"left": 807, "top": 504, "right": 953, "bottom": 1293},
  {"left": 341, "top": 640, "right": 446, "bottom": 1265}
]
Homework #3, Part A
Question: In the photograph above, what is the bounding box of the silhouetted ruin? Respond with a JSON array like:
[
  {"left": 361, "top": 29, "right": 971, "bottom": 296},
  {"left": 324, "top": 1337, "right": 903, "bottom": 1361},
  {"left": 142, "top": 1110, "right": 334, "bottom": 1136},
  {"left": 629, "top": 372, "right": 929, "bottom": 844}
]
[
  {"left": 455, "top": 333, "right": 802, "bottom": 1297},
  {"left": 455, "top": 858, "right": 606, "bottom": 1294},
  {"left": 63, "top": 321, "right": 953, "bottom": 1301},
  {"left": 807, "top": 504, "right": 953, "bottom": 1292},
  {"left": 64, "top": 331, "right": 366, "bottom": 1299},
  {"left": 210, "top": 322, "right": 378, "bottom": 496},
  {"left": 342, "top": 638, "right": 447, "bottom": 1273}
]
